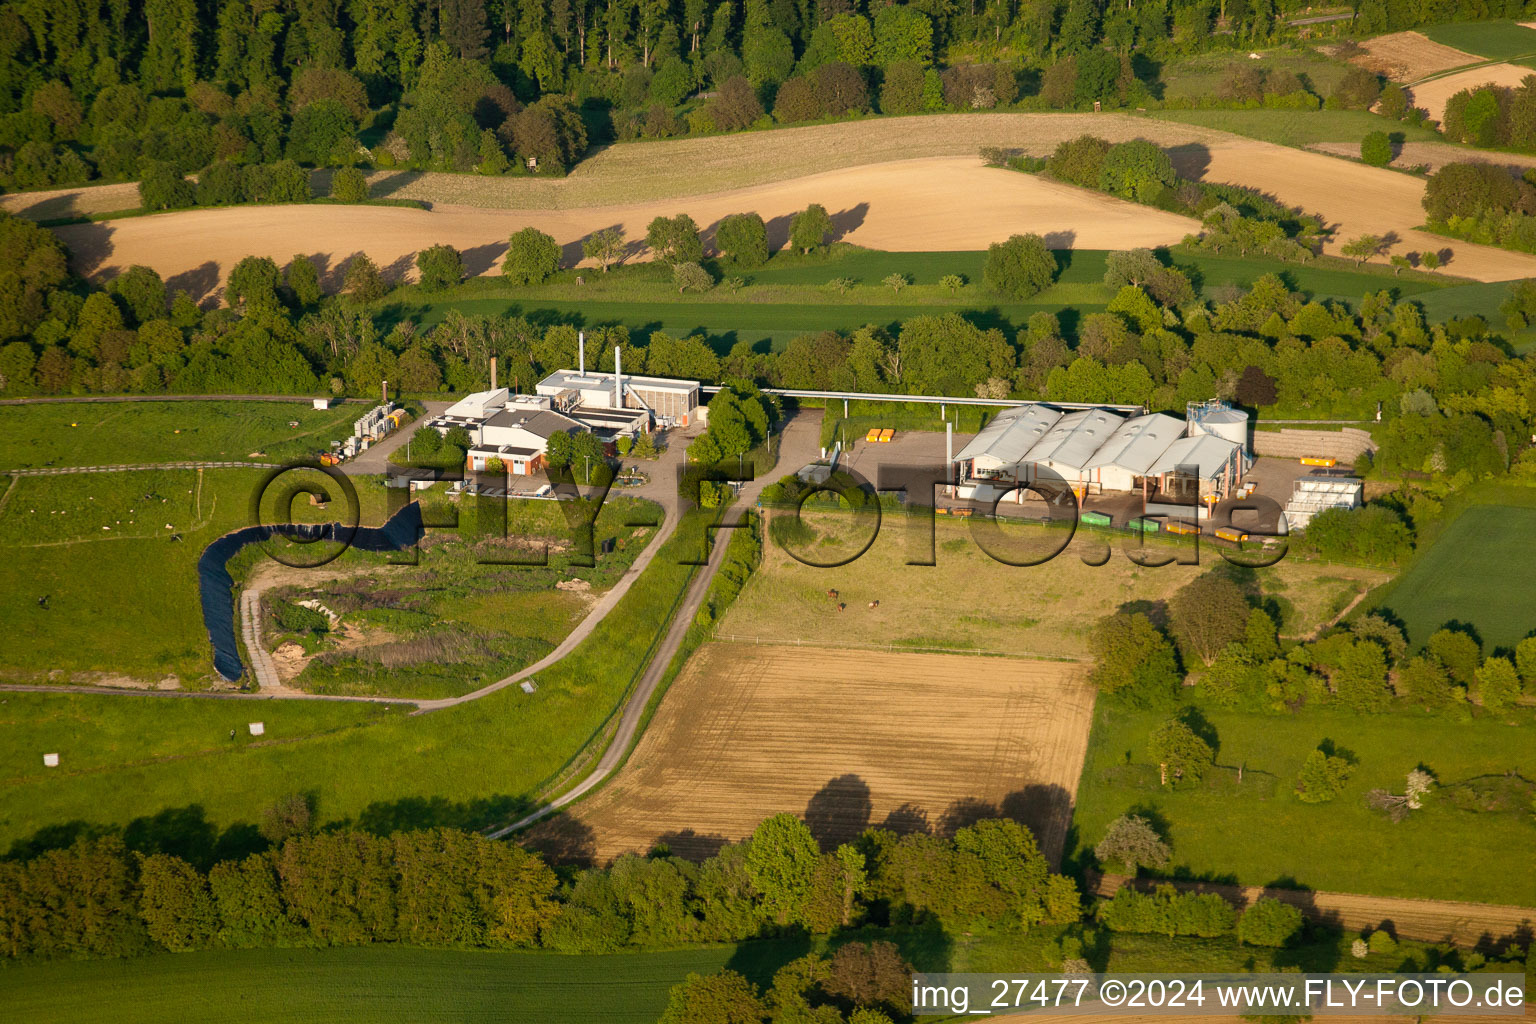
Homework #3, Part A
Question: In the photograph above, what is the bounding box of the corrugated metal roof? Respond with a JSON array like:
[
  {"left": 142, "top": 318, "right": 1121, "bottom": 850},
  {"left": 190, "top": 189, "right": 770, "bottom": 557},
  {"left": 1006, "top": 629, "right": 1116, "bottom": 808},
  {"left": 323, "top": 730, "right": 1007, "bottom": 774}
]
[
  {"left": 953, "top": 405, "right": 1063, "bottom": 464},
  {"left": 1147, "top": 433, "right": 1241, "bottom": 478},
  {"left": 1024, "top": 408, "right": 1127, "bottom": 470},
  {"left": 1084, "top": 413, "right": 1185, "bottom": 473}
]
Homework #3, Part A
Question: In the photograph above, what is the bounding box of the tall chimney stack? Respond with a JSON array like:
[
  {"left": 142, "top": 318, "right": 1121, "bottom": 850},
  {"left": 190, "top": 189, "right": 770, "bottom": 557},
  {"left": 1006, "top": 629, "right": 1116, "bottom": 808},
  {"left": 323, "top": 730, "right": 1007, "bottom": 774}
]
[
  {"left": 489, "top": 355, "right": 497, "bottom": 390},
  {"left": 578, "top": 331, "right": 585, "bottom": 375},
  {"left": 614, "top": 346, "right": 622, "bottom": 408},
  {"left": 381, "top": 380, "right": 388, "bottom": 406}
]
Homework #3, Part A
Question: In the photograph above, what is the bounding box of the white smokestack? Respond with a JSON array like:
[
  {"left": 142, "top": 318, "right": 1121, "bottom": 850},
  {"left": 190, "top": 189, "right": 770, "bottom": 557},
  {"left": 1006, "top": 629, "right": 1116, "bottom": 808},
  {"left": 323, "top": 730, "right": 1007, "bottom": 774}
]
[
  {"left": 614, "top": 346, "right": 622, "bottom": 408},
  {"left": 578, "top": 331, "right": 585, "bottom": 375},
  {"left": 946, "top": 420, "right": 953, "bottom": 470}
]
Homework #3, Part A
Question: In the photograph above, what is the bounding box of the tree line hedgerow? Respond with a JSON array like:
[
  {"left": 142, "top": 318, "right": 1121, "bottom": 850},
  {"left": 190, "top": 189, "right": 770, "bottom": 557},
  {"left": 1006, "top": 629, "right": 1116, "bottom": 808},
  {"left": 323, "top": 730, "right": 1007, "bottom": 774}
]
[
  {"left": 1090, "top": 567, "right": 1536, "bottom": 718},
  {"left": 0, "top": 811, "right": 1079, "bottom": 966}
]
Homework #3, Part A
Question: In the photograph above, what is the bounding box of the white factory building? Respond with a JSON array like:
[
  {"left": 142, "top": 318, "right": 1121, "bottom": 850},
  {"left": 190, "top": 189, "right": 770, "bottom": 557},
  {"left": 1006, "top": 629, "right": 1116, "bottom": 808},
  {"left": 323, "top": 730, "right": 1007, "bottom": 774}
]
[
  {"left": 952, "top": 399, "right": 1252, "bottom": 517},
  {"left": 427, "top": 337, "right": 703, "bottom": 475}
]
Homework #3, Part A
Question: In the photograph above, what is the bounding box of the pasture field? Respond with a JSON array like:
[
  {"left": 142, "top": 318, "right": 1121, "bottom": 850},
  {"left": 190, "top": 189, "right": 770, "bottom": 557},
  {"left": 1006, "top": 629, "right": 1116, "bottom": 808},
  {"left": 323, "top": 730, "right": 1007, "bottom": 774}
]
[
  {"left": 543, "top": 642, "right": 1095, "bottom": 865},
  {"left": 0, "top": 693, "right": 394, "bottom": 796},
  {"left": 1421, "top": 19, "right": 1536, "bottom": 61},
  {"left": 1371, "top": 502, "right": 1536, "bottom": 651},
  {"left": 0, "top": 506, "right": 709, "bottom": 853},
  {"left": 1070, "top": 698, "right": 1536, "bottom": 905},
  {"left": 0, "top": 400, "right": 358, "bottom": 470},
  {"left": 0, "top": 467, "right": 399, "bottom": 684},
  {"left": 0, "top": 468, "right": 300, "bottom": 682},
  {"left": 720, "top": 516, "right": 1389, "bottom": 659}
]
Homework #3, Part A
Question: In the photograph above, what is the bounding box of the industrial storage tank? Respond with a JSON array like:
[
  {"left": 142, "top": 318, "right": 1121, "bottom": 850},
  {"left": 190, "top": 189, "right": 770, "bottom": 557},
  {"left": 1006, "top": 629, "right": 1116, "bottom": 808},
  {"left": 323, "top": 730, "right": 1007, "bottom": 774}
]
[{"left": 1201, "top": 407, "right": 1250, "bottom": 452}]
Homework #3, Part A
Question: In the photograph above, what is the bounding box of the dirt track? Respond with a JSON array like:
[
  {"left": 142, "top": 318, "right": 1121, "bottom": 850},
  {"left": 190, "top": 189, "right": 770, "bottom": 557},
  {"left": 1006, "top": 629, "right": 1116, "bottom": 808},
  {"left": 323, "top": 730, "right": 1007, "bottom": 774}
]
[
  {"left": 53, "top": 156, "right": 1199, "bottom": 297},
  {"left": 531, "top": 642, "right": 1095, "bottom": 866},
  {"left": 1410, "top": 63, "right": 1536, "bottom": 121},
  {"left": 1092, "top": 872, "right": 1536, "bottom": 948}
]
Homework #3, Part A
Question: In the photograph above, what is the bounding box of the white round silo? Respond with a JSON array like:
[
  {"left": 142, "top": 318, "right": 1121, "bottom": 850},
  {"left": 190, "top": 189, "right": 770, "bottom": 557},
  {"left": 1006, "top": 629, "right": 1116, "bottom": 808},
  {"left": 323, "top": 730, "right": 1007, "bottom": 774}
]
[{"left": 1203, "top": 408, "right": 1249, "bottom": 451}]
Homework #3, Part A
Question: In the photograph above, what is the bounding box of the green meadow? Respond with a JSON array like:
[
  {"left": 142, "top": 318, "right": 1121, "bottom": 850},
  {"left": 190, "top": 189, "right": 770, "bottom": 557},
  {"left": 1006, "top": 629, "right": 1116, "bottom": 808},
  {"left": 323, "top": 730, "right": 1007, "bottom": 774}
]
[
  {"left": 0, "top": 400, "right": 357, "bottom": 470},
  {"left": 1070, "top": 699, "right": 1536, "bottom": 905}
]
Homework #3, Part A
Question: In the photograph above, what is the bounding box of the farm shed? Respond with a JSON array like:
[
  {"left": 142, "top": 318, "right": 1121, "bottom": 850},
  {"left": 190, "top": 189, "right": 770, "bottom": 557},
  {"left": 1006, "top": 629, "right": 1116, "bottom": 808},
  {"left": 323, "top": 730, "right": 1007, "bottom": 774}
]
[
  {"left": 952, "top": 404, "right": 1063, "bottom": 479},
  {"left": 1082, "top": 413, "right": 1185, "bottom": 492},
  {"left": 1145, "top": 433, "right": 1245, "bottom": 515},
  {"left": 1021, "top": 407, "right": 1127, "bottom": 493}
]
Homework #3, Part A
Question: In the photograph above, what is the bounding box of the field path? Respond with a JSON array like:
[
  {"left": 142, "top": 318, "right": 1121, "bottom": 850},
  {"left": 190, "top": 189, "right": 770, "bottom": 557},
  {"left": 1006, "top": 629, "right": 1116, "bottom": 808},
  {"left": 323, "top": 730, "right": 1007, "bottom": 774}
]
[{"left": 1090, "top": 872, "right": 1536, "bottom": 945}]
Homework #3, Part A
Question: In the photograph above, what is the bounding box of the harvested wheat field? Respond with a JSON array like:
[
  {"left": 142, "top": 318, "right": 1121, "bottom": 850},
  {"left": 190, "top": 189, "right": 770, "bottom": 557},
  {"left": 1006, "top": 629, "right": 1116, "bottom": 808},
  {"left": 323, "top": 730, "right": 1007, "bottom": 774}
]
[
  {"left": 533, "top": 642, "right": 1095, "bottom": 866},
  {"left": 6, "top": 112, "right": 1224, "bottom": 222},
  {"left": 43, "top": 112, "right": 1536, "bottom": 291},
  {"left": 1350, "top": 31, "right": 1481, "bottom": 80},
  {"left": 53, "top": 156, "right": 1198, "bottom": 295},
  {"left": 1410, "top": 63, "right": 1536, "bottom": 120},
  {"left": 1183, "top": 141, "right": 1536, "bottom": 281}
]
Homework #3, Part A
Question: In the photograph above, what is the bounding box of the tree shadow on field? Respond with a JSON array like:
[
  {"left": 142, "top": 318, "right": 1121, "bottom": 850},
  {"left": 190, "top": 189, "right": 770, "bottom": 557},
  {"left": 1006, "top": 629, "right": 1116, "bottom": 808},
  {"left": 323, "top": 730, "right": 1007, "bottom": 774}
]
[
  {"left": 804, "top": 773, "right": 873, "bottom": 851},
  {"left": 765, "top": 212, "right": 794, "bottom": 251},
  {"left": 353, "top": 793, "right": 536, "bottom": 835},
  {"left": 462, "top": 241, "right": 506, "bottom": 277},
  {"left": 723, "top": 932, "right": 816, "bottom": 991},
  {"left": 165, "top": 260, "right": 222, "bottom": 308},
  {"left": 5, "top": 804, "right": 264, "bottom": 871},
  {"left": 651, "top": 828, "right": 730, "bottom": 861},
  {"left": 1044, "top": 229, "right": 1076, "bottom": 250},
  {"left": 517, "top": 811, "right": 597, "bottom": 868},
  {"left": 877, "top": 802, "right": 932, "bottom": 836},
  {"left": 382, "top": 252, "right": 415, "bottom": 285},
  {"left": 931, "top": 784, "right": 1075, "bottom": 866},
  {"left": 368, "top": 170, "right": 425, "bottom": 199},
  {"left": 1167, "top": 143, "right": 1212, "bottom": 182},
  {"left": 1116, "top": 597, "right": 1169, "bottom": 630},
  {"left": 829, "top": 202, "right": 868, "bottom": 243},
  {"left": 56, "top": 220, "right": 115, "bottom": 278}
]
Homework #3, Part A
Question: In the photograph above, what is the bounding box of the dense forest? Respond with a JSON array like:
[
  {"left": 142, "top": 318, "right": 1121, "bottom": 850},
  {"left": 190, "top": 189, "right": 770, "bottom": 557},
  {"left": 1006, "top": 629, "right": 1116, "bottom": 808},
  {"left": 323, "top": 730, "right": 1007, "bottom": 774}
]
[{"left": 4, "top": 0, "right": 1535, "bottom": 190}]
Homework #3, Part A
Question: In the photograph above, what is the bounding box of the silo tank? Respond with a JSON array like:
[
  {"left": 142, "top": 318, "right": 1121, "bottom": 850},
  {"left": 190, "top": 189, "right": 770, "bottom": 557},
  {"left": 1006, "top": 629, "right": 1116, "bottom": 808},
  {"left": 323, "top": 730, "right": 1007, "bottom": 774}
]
[{"left": 1203, "top": 408, "right": 1249, "bottom": 449}]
